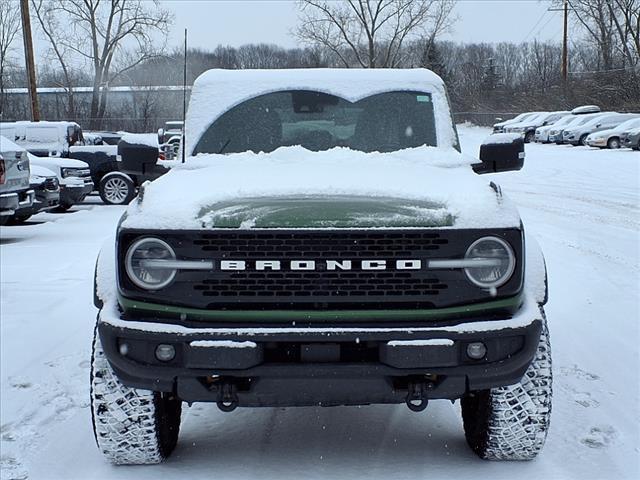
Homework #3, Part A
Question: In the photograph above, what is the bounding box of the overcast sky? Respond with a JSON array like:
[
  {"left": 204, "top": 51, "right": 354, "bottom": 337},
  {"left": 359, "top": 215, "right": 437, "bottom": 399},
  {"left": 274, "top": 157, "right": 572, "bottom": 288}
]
[{"left": 162, "top": 0, "right": 562, "bottom": 50}]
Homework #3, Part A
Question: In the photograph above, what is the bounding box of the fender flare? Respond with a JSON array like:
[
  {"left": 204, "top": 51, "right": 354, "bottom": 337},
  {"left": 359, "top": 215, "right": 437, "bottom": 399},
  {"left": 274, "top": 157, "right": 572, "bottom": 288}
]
[{"left": 524, "top": 233, "right": 548, "bottom": 305}]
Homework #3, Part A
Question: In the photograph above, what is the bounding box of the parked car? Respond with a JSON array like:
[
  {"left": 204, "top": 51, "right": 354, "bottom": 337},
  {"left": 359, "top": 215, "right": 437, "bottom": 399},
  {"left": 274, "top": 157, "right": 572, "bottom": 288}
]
[
  {"left": 8, "top": 165, "right": 60, "bottom": 223},
  {"left": 550, "top": 112, "right": 611, "bottom": 145},
  {"left": 506, "top": 111, "right": 569, "bottom": 143},
  {"left": 92, "top": 68, "right": 552, "bottom": 465},
  {"left": 492, "top": 112, "right": 542, "bottom": 133},
  {"left": 586, "top": 117, "right": 640, "bottom": 149},
  {"left": 622, "top": 127, "right": 640, "bottom": 150},
  {"left": 0, "top": 136, "right": 34, "bottom": 223},
  {"left": 1, "top": 121, "right": 121, "bottom": 202},
  {"left": 563, "top": 113, "right": 636, "bottom": 146},
  {"left": 27, "top": 153, "right": 93, "bottom": 211}
]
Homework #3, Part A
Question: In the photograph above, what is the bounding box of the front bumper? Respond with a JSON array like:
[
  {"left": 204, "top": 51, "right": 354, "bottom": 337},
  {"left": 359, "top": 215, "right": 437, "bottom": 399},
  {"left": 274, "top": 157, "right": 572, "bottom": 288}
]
[
  {"left": 98, "top": 298, "right": 543, "bottom": 407},
  {"left": 0, "top": 192, "right": 19, "bottom": 215},
  {"left": 60, "top": 181, "right": 93, "bottom": 206},
  {"left": 586, "top": 138, "right": 606, "bottom": 147},
  {"left": 15, "top": 187, "right": 59, "bottom": 217}
]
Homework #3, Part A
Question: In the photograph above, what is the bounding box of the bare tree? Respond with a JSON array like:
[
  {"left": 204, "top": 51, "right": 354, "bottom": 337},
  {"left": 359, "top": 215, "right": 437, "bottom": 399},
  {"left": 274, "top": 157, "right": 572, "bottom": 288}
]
[
  {"left": 31, "top": 0, "right": 79, "bottom": 118},
  {"left": 561, "top": 0, "right": 639, "bottom": 70},
  {"left": 607, "top": 0, "right": 640, "bottom": 66},
  {"left": 35, "top": 0, "right": 170, "bottom": 128},
  {"left": 295, "top": 0, "right": 456, "bottom": 68},
  {"left": 0, "top": 1, "right": 21, "bottom": 113}
]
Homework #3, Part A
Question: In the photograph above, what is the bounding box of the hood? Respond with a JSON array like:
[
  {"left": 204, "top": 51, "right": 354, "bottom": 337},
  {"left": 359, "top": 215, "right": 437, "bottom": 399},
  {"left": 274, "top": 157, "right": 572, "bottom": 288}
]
[
  {"left": 29, "top": 154, "right": 89, "bottom": 169},
  {"left": 121, "top": 145, "right": 522, "bottom": 231},
  {"left": 198, "top": 195, "right": 454, "bottom": 229},
  {"left": 30, "top": 165, "right": 57, "bottom": 178}
]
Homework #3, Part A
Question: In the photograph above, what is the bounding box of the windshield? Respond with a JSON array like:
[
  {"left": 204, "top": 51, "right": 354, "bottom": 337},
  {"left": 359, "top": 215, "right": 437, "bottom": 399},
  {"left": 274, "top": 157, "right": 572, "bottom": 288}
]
[
  {"left": 193, "top": 90, "right": 437, "bottom": 155},
  {"left": 615, "top": 118, "right": 640, "bottom": 131},
  {"left": 552, "top": 115, "right": 576, "bottom": 127}
]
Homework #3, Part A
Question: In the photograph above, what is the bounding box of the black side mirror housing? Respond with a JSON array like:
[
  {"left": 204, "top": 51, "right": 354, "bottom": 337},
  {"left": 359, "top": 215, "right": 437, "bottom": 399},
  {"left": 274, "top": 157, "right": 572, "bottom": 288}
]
[{"left": 473, "top": 134, "right": 525, "bottom": 174}]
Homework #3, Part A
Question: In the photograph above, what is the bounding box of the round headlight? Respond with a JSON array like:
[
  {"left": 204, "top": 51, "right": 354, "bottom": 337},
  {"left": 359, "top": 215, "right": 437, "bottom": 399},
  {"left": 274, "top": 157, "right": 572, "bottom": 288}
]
[
  {"left": 464, "top": 236, "right": 516, "bottom": 289},
  {"left": 125, "top": 237, "right": 177, "bottom": 290}
]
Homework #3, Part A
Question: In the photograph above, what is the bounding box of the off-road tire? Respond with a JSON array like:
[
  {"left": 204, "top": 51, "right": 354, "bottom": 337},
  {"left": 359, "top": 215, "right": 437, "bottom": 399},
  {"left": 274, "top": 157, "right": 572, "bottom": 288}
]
[
  {"left": 461, "top": 309, "right": 552, "bottom": 461},
  {"left": 90, "top": 326, "right": 181, "bottom": 464},
  {"left": 99, "top": 172, "right": 136, "bottom": 205}
]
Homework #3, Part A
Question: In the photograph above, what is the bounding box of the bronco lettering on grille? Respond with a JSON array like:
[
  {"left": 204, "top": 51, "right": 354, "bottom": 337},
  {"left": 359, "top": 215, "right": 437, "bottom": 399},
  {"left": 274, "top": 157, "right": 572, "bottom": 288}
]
[{"left": 219, "top": 260, "right": 424, "bottom": 271}]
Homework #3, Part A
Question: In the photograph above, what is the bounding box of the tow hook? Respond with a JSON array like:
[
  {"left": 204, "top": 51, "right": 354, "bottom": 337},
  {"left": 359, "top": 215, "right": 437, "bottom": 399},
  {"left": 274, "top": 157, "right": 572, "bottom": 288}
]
[
  {"left": 405, "top": 381, "right": 433, "bottom": 412},
  {"left": 216, "top": 382, "right": 239, "bottom": 412}
]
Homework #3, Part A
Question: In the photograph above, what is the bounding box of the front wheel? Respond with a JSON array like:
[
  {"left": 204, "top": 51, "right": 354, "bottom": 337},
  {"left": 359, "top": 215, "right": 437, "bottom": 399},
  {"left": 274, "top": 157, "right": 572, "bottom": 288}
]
[
  {"left": 524, "top": 131, "right": 535, "bottom": 143},
  {"left": 99, "top": 172, "right": 136, "bottom": 205},
  {"left": 579, "top": 134, "right": 588, "bottom": 146},
  {"left": 90, "top": 326, "right": 181, "bottom": 464},
  {"left": 461, "top": 309, "right": 552, "bottom": 460},
  {"left": 607, "top": 137, "right": 620, "bottom": 149}
]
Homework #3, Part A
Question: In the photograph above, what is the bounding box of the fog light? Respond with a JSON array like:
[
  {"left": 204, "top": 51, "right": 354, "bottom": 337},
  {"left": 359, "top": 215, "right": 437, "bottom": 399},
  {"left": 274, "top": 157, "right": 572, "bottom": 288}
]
[
  {"left": 155, "top": 344, "right": 176, "bottom": 362},
  {"left": 119, "top": 342, "right": 129, "bottom": 356},
  {"left": 466, "top": 342, "right": 487, "bottom": 360}
]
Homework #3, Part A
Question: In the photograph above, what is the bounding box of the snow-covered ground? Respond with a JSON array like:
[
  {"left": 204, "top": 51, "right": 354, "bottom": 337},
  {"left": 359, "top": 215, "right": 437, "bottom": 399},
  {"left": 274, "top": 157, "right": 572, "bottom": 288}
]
[{"left": 1, "top": 125, "right": 638, "bottom": 479}]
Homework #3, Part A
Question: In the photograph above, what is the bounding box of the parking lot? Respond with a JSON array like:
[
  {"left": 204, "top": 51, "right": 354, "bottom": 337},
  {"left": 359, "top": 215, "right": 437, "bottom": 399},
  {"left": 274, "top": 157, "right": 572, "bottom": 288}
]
[{"left": 1, "top": 125, "right": 638, "bottom": 480}]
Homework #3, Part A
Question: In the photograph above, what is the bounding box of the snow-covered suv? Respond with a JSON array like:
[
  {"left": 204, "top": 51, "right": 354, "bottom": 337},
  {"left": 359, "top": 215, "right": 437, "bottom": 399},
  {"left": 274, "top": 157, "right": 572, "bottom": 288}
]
[{"left": 91, "top": 69, "right": 552, "bottom": 465}]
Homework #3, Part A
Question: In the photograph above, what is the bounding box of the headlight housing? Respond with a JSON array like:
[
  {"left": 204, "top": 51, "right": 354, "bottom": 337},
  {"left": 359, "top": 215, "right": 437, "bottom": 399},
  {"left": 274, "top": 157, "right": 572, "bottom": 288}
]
[
  {"left": 464, "top": 236, "right": 516, "bottom": 289},
  {"left": 61, "top": 167, "right": 79, "bottom": 178},
  {"left": 125, "top": 237, "right": 177, "bottom": 290}
]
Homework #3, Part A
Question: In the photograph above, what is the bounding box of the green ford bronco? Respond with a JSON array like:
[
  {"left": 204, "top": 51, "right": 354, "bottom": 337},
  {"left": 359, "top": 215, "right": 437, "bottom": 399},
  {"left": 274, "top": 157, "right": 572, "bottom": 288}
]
[{"left": 91, "top": 69, "right": 551, "bottom": 465}]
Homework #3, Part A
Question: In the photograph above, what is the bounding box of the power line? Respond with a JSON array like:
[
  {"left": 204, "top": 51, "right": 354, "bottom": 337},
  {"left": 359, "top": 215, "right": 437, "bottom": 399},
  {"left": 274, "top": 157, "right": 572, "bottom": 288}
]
[{"left": 521, "top": 10, "right": 551, "bottom": 43}]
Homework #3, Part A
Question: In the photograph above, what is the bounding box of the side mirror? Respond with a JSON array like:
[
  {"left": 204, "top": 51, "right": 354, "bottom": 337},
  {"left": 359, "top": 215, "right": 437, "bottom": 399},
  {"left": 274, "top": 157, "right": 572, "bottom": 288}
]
[
  {"left": 157, "top": 128, "right": 165, "bottom": 145},
  {"left": 473, "top": 134, "right": 525, "bottom": 174}
]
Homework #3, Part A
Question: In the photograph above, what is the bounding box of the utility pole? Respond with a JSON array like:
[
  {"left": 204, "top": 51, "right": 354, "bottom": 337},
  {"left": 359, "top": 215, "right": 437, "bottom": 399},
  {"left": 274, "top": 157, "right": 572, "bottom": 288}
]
[
  {"left": 561, "top": 0, "right": 568, "bottom": 82},
  {"left": 549, "top": 1, "right": 572, "bottom": 85},
  {"left": 20, "top": 0, "right": 40, "bottom": 121}
]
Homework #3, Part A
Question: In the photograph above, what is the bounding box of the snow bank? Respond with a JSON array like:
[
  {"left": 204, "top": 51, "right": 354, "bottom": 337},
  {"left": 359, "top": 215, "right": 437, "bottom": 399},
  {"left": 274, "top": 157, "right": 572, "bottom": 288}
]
[
  {"left": 185, "top": 68, "right": 457, "bottom": 155},
  {"left": 121, "top": 146, "right": 521, "bottom": 230}
]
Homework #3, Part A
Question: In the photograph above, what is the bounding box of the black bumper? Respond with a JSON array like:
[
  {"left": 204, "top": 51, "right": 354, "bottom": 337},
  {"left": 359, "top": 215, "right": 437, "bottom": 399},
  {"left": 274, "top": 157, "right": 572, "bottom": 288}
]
[
  {"left": 60, "top": 182, "right": 93, "bottom": 206},
  {"left": 98, "top": 312, "right": 542, "bottom": 407}
]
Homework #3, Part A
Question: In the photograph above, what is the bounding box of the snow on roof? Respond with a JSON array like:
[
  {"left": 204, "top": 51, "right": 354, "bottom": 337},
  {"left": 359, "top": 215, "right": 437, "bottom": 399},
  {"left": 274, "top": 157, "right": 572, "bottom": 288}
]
[
  {"left": 184, "top": 68, "right": 456, "bottom": 156},
  {"left": 121, "top": 145, "right": 521, "bottom": 231},
  {"left": 120, "top": 133, "right": 158, "bottom": 148}
]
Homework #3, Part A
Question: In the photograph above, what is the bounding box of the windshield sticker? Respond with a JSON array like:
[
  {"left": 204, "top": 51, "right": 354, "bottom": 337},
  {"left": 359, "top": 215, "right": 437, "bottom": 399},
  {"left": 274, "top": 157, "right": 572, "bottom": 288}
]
[{"left": 416, "top": 95, "right": 431, "bottom": 103}]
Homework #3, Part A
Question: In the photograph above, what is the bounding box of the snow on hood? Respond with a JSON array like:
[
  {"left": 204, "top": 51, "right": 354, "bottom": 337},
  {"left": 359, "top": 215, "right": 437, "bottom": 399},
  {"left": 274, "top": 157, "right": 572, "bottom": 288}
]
[
  {"left": 185, "top": 68, "right": 457, "bottom": 156},
  {"left": 28, "top": 153, "right": 89, "bottom": 169},
  {"left": 30, "top": 164, "right": 57, "bottom": 179},
  {"left": 121, "top": 146, "right": 521, "bottom": 230},
  {"left": 0, "top": 135, "right": 24, "bottom": 152}
]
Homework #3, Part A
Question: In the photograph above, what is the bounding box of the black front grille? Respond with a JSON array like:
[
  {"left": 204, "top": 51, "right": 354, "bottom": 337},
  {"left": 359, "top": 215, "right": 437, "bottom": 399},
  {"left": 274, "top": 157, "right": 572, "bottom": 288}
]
[
  {"left": 44, "top": 178, "right": 59, "bottom": 191},
  {"left": 118, "top": 228, "right": 524, "bottom": 313}
]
